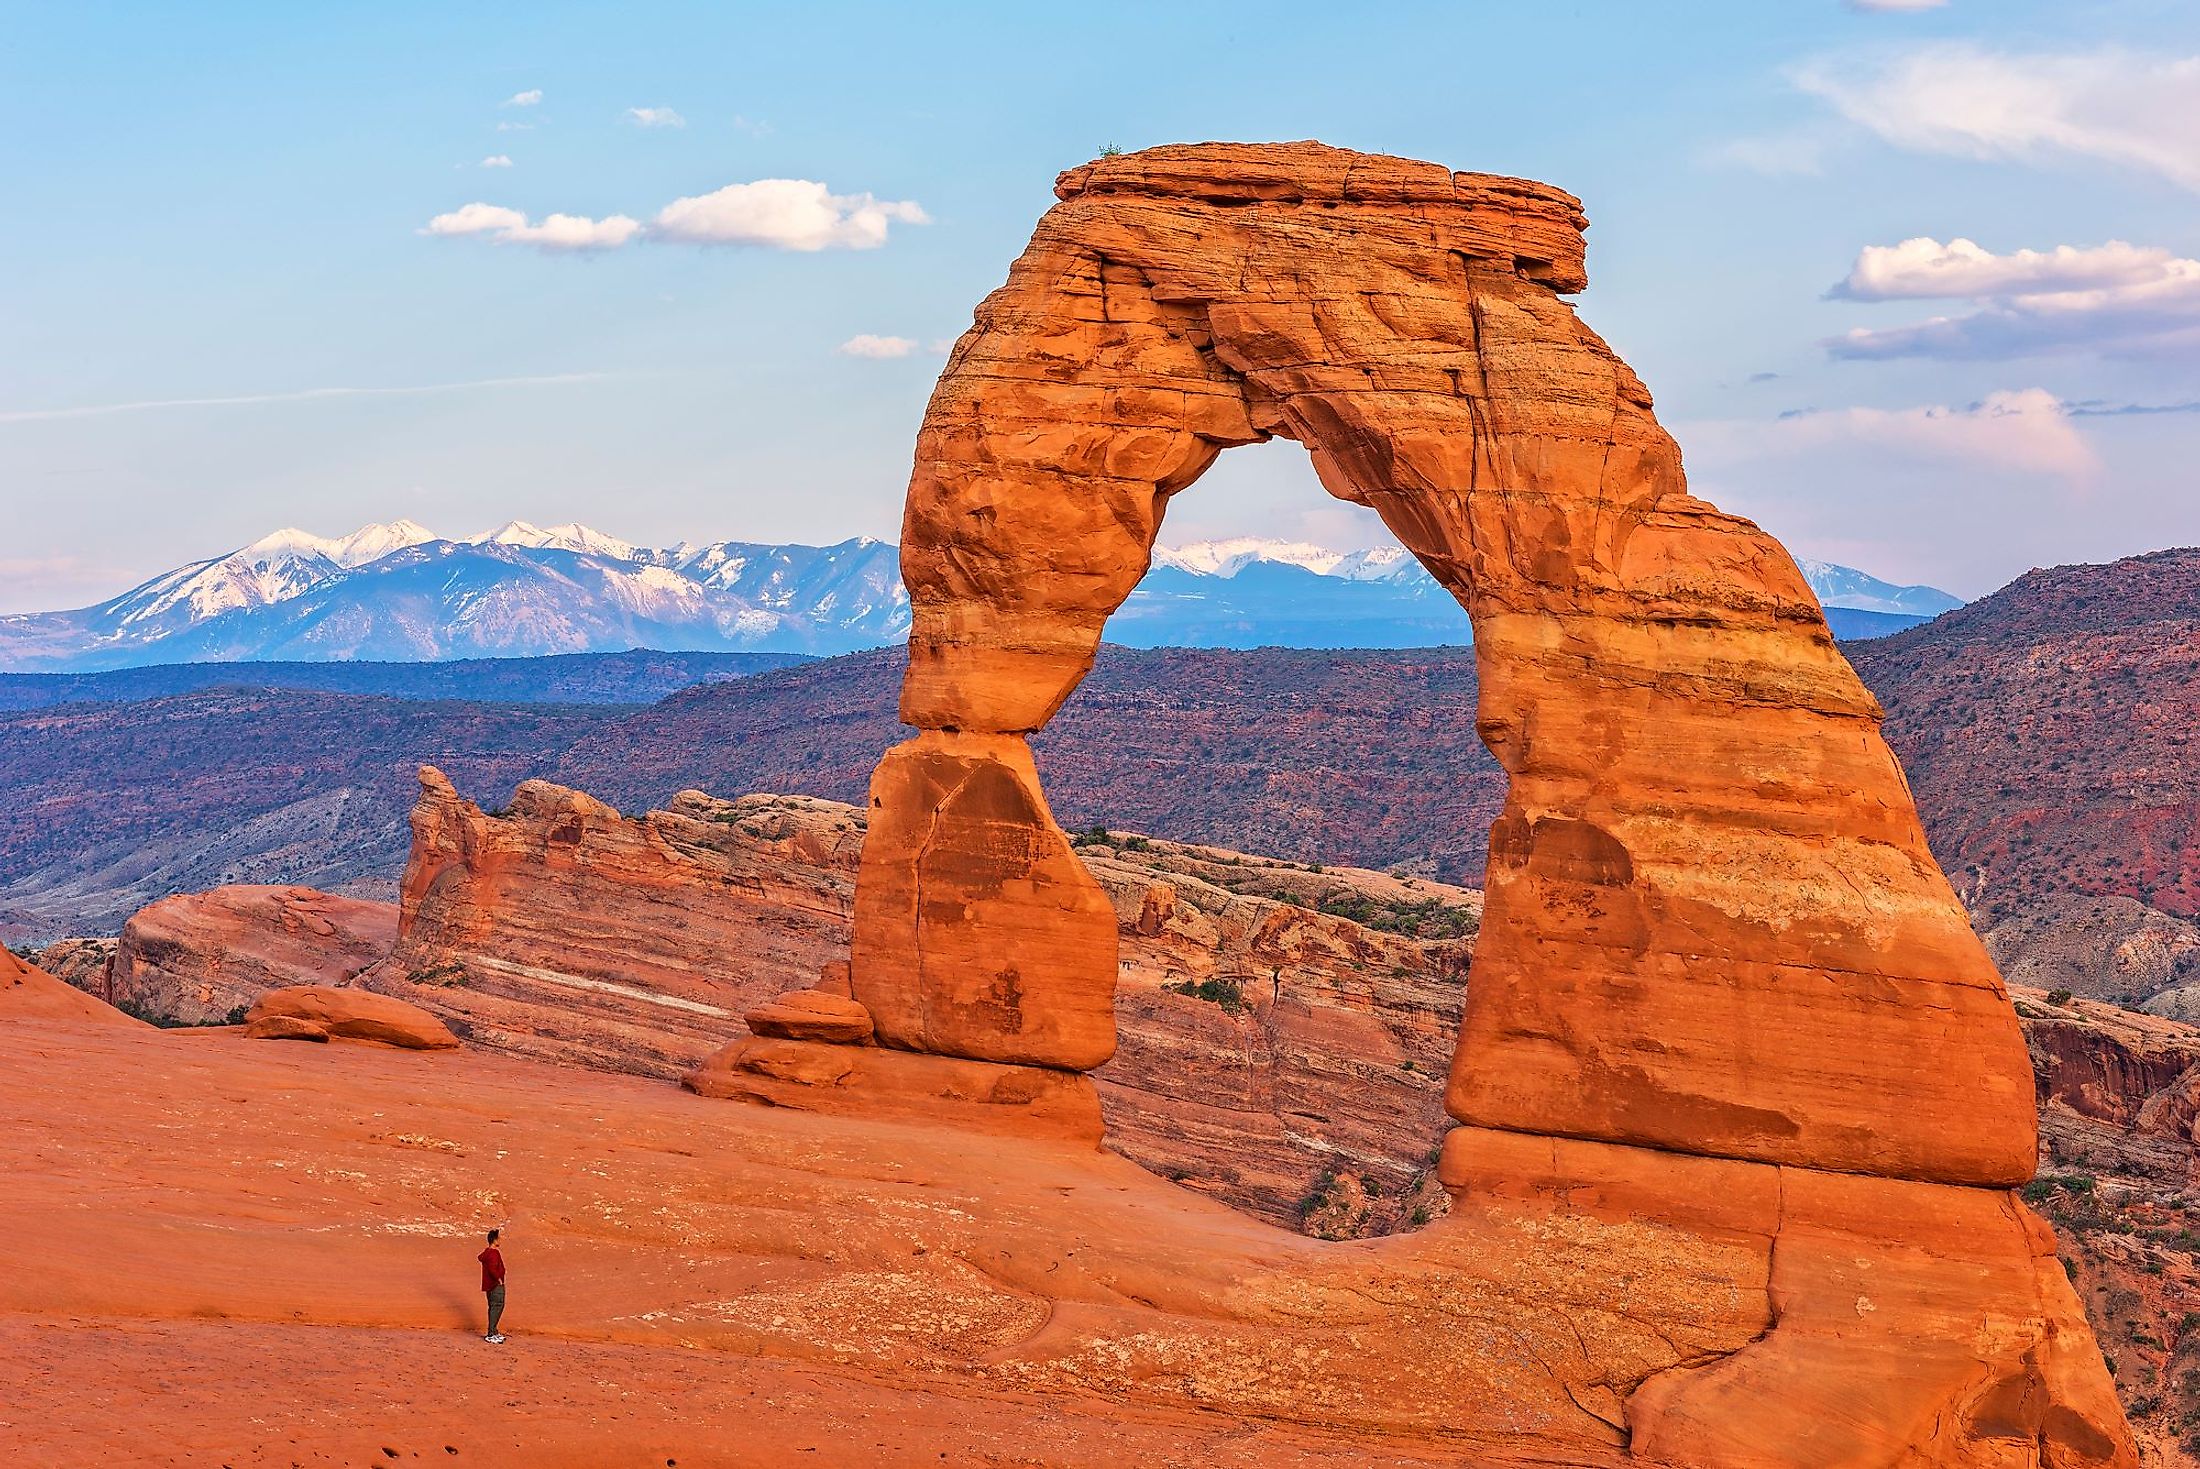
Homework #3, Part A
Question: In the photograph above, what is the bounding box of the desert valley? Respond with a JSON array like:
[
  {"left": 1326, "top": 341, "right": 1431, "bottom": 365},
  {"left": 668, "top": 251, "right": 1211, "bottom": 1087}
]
[{"left": 9, "top": 6, "right": 2200, "bottom": 1467}]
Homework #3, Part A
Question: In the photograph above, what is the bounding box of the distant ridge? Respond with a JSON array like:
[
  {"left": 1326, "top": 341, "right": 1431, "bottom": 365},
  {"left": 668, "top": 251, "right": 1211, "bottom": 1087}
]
[{"left": 0, "top": 523, "right": 1961, "bottom": 672}]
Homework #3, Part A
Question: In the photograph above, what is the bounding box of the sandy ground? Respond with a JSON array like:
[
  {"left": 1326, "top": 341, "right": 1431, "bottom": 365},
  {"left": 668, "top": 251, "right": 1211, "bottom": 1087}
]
[{"left": 1, "top": 1016, "right": 1626, "bottom": 1467}]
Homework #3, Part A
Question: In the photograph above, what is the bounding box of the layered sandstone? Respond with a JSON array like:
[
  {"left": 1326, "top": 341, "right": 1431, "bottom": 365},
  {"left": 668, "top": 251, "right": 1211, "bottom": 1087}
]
[
  {"left": 380, "top": 772, "right": 1472, "bottom": 1228},
  {"left": 376, "top": 766, "right": 860, "bottom": 1075},
  {"left": 841, "top": 141, "right": 2112, "bottom": 1460},
  {"left": 857, "top": 139, "right": 2033, "bottom": 1190},
  {"left": 104, "top": 884, "right": 397, "bottom": 1024}
]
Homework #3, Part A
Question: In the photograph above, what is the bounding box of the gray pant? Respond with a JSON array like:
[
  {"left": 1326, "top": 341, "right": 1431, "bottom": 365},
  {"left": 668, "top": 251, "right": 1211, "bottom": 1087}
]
[{"left": 486, "top": 1283, "right": 506, "bottom": 1336}]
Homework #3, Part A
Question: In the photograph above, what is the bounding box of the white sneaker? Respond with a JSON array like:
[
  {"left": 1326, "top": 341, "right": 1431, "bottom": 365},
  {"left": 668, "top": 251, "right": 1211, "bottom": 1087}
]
[{"left": 486, "top": 1333, "right": 506, "bottom": 1344}]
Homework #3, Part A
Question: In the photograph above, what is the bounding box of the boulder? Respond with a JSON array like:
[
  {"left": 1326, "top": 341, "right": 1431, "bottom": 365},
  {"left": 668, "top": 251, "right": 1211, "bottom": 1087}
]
[
  {"left": 744, "top": 989, "right": 875, "bottom": 1045},
  {"left": 243, "top": 986, "right": 457, "bottom": 1050}
]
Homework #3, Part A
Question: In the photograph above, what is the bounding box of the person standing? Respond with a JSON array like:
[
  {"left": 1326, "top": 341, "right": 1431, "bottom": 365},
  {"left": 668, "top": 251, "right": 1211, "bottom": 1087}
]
[{"left": 478, "top": 1228, "right": 507, "bottom": 1343}]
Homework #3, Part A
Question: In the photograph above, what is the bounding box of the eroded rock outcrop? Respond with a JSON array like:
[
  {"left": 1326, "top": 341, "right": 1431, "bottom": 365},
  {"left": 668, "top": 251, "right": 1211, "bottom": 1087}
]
[
  {"left": 378, "top": 767, "right": 862, "bottom": 1076},
  {"left": 242, "top": 985, "right": 457, "bottom": 1049},
  {"left": 2, "top": 945, "right": 144, "bottom": 1027},
  {"left": 383, "top": 772, "right": 1473, "bottom": 1225},
  {"left": 844, "top": 141, "right": 2120, "bottom": 1464},
  {"left": 106, "top": 885, "right": 396, "bottom": 1024}
]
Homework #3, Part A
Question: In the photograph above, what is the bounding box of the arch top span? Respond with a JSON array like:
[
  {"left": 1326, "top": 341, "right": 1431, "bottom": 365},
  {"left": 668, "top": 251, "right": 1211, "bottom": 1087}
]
[{"left": 853, "top": 141, "right": 2036, "bottom": 1190}]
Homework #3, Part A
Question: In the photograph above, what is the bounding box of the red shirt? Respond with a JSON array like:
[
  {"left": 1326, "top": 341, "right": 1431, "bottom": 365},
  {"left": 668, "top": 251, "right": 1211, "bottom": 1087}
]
[{"left": 478, "top": 1246, "right": 505, "bottom": 1292}]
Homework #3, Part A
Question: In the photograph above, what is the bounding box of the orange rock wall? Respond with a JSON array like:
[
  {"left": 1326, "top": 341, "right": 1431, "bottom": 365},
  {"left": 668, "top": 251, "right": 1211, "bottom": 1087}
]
[
  {"left": 107, "top": 884, "right": 396, "bottom": 1024},
  {"left": 383, "top": 766, "right": 860, "bottom": 1076}
]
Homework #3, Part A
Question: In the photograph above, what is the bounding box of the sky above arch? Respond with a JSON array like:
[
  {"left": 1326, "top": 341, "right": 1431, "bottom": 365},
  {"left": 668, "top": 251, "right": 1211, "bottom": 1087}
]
[{"left": 3, "top": 0, "right": 2197, "bottom": 610}]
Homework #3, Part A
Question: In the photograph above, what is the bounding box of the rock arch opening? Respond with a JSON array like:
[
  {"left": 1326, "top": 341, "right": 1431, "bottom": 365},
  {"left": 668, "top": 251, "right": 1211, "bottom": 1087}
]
[{"left": 849, "top": 139, "right": 2033, "bottom": 1189}]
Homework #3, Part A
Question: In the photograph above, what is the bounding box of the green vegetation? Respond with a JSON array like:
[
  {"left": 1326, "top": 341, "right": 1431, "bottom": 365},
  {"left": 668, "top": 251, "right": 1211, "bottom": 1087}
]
[
  {"left": 1166, "top": 976, "right": 1245, "bottom": 1015},
  {"left": 1300, "top": 891, "right": 1479, "bottom": 940},
  {"left": 116, "top": 998, "right": 248, "bottom": 1029}
]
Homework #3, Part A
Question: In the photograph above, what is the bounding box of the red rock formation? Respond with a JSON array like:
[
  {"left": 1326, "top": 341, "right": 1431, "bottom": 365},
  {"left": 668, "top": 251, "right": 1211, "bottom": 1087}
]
[
  {"left": 382, "top": 772, "right": 1472, "bottom": 1228},
  {"left": 242, "top": 985, "right": 457, "bottom": 1049},
  {"left": 380, "top": 767, "right": 860, "bottom": 1075},
  {"left": 103, "top": 884, "right": 396, "bottom": 1025},
  {"left": 843, "top": 141, "right": 2117, "bottom": 1462},
  {"left": 852, "top": 734, "right": 1118, "bottom": 1069},
  {"left": 27, "top": 936, "right": 116, "bottom": 994},
  {"left": 1, "top": 945, "right": 144, "bottom": 1027}
]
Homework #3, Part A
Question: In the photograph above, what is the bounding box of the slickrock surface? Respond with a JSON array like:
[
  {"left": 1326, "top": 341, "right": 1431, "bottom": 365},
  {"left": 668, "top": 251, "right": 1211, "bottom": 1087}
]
[
  {"left": 377, "top": 772, "right": 1473, "bottom": 1231},
  {"left": 105, "top": 883, "right": 397, "bottom": 1024},
  {"left": 0, "top": 1010, "right": 2125, "bottom": 1467},
  {"left": 1, "top": 944, "right": 143, "bottom": 1027},
  {"left": 243, "top": 984, "right": 458, "bottom": 1049}
]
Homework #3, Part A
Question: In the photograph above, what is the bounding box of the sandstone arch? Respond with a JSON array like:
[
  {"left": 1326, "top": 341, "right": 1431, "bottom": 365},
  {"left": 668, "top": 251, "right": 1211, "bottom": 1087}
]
[{"left": 851, "top": 141, "right": 2034, "bottom": 1189}]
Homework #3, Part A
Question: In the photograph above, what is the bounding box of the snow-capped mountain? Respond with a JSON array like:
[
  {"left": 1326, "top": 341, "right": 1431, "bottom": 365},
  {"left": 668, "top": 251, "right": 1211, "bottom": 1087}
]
[
  {"left": 1794, "top": 559, "right": 1963, "bottom": 618},
  {"left": 0, "top": 525, "right": 1960, "bottom": 672},
  {"left": 1152, "top": 538, "right": 1419, "bottom": 582}
]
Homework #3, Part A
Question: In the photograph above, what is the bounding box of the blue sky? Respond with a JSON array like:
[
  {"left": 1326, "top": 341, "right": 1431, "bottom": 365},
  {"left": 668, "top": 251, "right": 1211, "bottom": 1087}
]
[{"left": 4, "top": 0, "right": 2198, "bottom": 610}]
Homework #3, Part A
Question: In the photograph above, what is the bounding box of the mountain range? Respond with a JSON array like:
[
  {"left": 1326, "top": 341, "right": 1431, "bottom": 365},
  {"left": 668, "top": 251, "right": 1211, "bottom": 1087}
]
[
  {"left": 0, "top": 520, "right": 1963, "bottom": 673},
  {"left": 2, "top": 547, "right": 2191, "bottom": 1021}
]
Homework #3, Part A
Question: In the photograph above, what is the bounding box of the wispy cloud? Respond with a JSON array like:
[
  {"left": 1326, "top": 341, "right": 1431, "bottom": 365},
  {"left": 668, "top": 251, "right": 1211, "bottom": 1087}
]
[
  {"left": 480, "top": 154, "right": 513, "bottom": 169},
  {"left": 2065, "top": 398, "right": 2200, "bottom": 418},
  {"left": 837, "top": 334, "right": 916, "bottom": 359},
  {"left": 502, "top": 89, "right": 542, "bottom": 108},
  {"left": 425, "top": 178, "right": 929, "bottom": 255},
  {"left": 0, "top": 372, "right": 611, "bottom": 426},
  {"left": 1795, "top": 45, "right": 2200, "bottom": 191},
  {"left": 1826, "top": 236, "right": 2200, "bottom": 358},
  {"left": 1686, "top": 389, "right": 2100, "bottom": 483},
  {"left": 624, "top": 106, "right": 685, "bottom": 128},
  {"left": 422, "top": 202, "right": 641, "bottom": 251},
  {"left": 1704, "top": 129, "right": 1837, "bottom": 177},
  {"left": 1846, "top": 0, "right": 1948, "bottom": 11}
]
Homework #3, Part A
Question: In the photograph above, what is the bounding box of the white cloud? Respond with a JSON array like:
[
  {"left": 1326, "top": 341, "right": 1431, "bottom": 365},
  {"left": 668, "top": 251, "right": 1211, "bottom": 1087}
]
[
  {"left": 625, "top": 106, "right": 685, "bottom": 128},
  {"left": 495, "top": 121, "right": 534, "bottom": 133},
  {"left": 1846, "top": 0, "right": 1948, "bottom": 10},
  {"left": 422, "top": 202, "right": 642, "bottom": 252},
  {"left": 837, "top": 334, "right": 917, "bottom": 359},
  {"left": 425, "top": 179, "right": 926, "bottom": 256},
  {"left": 1827, "top": 236, "right": 2200, "bottom": 358},
  {"left": 1795, "top": 45, "right": 2200, "bottom": 191},
  {"left": 480, "top": 155, "right": 513, "bottom": 169},
  {"left": 1687, "top": 389, "right": 2100, "bottom": 483},
  {"left": 502, "top": 89, "right": 542, "bottom": 108},
  {"left": 651, "top": 179, "right": 928, "bottom": 251},
  {"left": 1834, "top": 237, "right": 2176, "bottom": 299}
]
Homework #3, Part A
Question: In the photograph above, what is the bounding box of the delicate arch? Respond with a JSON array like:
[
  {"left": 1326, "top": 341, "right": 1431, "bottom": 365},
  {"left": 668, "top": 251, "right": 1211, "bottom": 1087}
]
[{"left": 850, "top": 142, "right": 2032, "bottom": 1187}]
